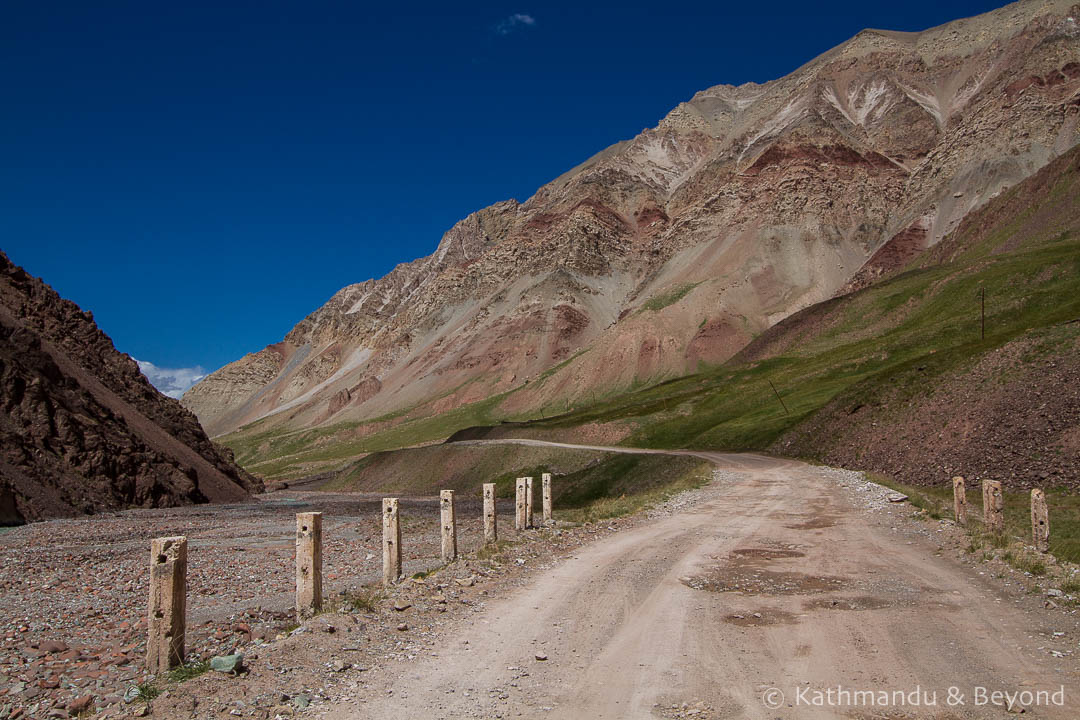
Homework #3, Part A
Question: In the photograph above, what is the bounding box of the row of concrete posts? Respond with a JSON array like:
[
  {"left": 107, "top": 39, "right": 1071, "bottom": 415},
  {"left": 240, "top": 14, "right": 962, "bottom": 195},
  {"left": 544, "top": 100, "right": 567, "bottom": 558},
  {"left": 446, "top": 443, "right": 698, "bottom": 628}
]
[
  {"left": 952, "top": 476, "right": 1051, "bottom": 552},
  {"left": 146, "top": 474, "right": 555, "bottom": 673},
  {"left": 513, "top": 474, "right": 553, "bottom": 531}
]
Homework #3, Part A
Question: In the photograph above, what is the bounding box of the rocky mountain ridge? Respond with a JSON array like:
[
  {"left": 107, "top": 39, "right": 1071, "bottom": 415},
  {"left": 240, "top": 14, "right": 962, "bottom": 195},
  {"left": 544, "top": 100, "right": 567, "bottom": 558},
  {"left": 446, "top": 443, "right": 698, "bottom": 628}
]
[
  {"left": 184, "top": 0, "right": 1080, "bottom": 439},
  {"left": 0, "top": 251, "right": 262, "bottom": 523}
]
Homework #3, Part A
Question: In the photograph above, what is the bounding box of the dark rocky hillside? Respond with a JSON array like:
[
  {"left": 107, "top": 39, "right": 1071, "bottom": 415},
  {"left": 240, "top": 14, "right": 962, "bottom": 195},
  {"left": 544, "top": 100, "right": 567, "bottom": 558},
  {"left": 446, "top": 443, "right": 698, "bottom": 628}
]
[{"left": 0, "top": 251, "right": 262, "bottom": 524}]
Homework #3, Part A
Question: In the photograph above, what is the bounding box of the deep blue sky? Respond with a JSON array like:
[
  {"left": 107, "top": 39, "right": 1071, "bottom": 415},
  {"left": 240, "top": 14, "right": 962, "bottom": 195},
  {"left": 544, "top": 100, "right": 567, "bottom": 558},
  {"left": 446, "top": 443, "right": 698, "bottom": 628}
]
[{"left": 1, "top": 0, "right": 1004, "bottom": 386}]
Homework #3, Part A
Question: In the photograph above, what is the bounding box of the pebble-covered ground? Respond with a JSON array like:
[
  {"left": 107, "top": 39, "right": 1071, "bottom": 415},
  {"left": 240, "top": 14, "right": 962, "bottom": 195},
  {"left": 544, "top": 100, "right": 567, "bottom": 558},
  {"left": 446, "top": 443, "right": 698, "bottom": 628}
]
[
  {"left": 0, "top": 490, "right": 501, "bottom": 719},
  {"left": 6, "top": 464, "right": 1075, "bottom": 719}
]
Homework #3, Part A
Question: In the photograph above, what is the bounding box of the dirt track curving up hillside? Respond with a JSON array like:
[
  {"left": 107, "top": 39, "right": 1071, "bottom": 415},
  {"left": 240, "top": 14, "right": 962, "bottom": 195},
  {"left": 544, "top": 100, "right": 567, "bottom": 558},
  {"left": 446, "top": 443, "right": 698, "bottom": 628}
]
[{"left": 324, "top": 441, "right": 1080, "bottom": 719}]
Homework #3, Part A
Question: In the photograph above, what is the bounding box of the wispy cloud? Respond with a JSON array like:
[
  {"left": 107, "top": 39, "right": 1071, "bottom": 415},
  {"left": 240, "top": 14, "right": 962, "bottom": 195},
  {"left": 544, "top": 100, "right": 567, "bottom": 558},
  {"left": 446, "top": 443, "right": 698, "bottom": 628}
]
[
  {"left": 136, "top": 359, "right": 206, "bottom": 399},
  {"left": 494, "top": 13, "right": 536, "bottom": 36}
]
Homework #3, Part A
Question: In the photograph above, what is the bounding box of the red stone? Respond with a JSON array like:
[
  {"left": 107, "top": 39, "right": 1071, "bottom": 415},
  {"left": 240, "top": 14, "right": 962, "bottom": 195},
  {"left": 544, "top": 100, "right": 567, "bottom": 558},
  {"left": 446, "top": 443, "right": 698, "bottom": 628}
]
[{"left": 67, "top": 695, "right": 94, "bottom": 715}]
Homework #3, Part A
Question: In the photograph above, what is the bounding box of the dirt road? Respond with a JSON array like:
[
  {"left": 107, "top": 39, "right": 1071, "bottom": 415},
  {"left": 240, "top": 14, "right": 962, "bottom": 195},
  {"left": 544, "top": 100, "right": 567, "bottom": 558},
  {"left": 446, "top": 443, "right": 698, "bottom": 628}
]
[{"left": 325, "top": 443, "right": 1079, "bottom": 719}]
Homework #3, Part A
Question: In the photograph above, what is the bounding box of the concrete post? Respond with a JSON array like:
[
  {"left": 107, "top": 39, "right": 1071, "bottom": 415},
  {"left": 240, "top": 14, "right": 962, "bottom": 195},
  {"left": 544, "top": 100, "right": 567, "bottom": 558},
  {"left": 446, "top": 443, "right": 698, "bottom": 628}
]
[
  {"left": 982, "top": 478, "right": 990, "bottom": 516},
  {"left": 383, "top": 498, "right": 402, "bottom": 585},
  {"left": 483, "top": 483, "right": 497, "bottom": 544},
  {"left": 515, "top": 478, "right": 527, "bottom": 531},
  {"left": 296, "top": 512, "right": 323, "bottom": 619},
  {"left": 440, "top": 490, "right": 457, "bottom": 563},
  {"left": 984, "top": 480, "right": 1004, "bottom": 534},
  {"left": 1031, "top": 489, "right": 1049, "bottom": 553},
  {"left": 147, "top": 536, "right": 187, "bottom": 674},
  {"left": 525, "top": 476, "right": 535, "bottom": 529},
  {"left": 952, "top": 476, "right": 967, "bottom": 527},
  {"left": 542, "top": 473, "right": 553, "bottom": 525}
]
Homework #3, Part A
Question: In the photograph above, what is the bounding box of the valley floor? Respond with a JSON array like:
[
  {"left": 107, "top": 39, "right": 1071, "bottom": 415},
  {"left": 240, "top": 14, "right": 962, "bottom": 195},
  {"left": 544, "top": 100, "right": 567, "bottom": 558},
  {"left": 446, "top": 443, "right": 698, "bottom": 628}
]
[
  {"left": 5, "top": 446, "right": 1078, "bottom": 719},
  {"left": 323, "top": 445, "right": 1080, "bottom": 719}
]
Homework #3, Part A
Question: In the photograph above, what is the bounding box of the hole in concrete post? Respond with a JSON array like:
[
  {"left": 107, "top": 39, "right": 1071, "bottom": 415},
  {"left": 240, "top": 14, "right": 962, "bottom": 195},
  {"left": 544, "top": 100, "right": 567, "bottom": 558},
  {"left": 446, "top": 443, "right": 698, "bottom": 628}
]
[
  {"left": 302, "top": 526, "right": 309, "bottom": 532},
  {"left": 154, "top": 610, "right": 164, "bottom": 619},
  {"left": 156, "top": 554, "right": 167, "bottom": 564}
]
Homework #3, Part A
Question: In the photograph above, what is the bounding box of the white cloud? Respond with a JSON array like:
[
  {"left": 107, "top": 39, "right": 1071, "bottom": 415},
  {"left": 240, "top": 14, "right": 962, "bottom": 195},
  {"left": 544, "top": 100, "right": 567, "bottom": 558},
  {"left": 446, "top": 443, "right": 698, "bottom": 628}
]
[
  {"left": 495, "top": 13, "right": 536, "bottom": 35},
  {"left": 136, "top": 359, "right": 206, "bottom": 399}
]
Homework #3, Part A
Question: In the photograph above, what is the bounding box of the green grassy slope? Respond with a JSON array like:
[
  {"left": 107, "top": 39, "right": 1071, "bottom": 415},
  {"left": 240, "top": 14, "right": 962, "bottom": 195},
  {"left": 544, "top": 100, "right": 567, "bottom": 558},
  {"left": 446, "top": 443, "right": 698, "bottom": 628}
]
[
  {"left": 324, "top": 443, "right": 711, "bottom": 523},
  {"left": 452, "top": 146, "right": 1080, "bottom": 458}
]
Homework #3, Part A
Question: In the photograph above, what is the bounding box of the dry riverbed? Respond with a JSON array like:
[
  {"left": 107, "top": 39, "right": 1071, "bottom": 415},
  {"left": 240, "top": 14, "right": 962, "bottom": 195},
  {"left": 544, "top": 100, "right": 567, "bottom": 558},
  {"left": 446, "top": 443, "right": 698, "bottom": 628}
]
[{"left": 0, "top": 481, "right": 706, "bottom": 720}]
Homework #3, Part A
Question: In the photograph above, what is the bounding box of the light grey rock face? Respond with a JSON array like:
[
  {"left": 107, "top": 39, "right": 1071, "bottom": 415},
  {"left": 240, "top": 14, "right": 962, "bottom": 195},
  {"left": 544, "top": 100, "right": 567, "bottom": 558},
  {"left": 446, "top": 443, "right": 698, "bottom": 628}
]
[{"left": 184, "top": 0, "right": 1080, "bottom": 438}]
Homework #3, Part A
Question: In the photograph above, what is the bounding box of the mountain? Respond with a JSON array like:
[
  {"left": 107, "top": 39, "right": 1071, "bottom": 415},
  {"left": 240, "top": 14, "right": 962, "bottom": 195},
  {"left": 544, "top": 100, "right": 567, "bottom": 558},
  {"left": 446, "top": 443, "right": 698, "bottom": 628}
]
[
  {"left": 0, "top": 251, "right": 262, "bottom": 524},
  {"left": 184, "top": 0, "right": 1080, "bottom": 443},
  {"left": 442, "top": 142, "right": 1080, "bottom": 494}
]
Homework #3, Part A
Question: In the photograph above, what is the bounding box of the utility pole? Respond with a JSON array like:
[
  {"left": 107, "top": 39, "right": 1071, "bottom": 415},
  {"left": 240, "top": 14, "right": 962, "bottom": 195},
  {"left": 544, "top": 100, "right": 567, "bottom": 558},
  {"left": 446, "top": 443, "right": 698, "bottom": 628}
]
[
  {"left": 980, "top": 287, "right": 986, "bottom": 340},
  {"left": 769, "top": 380, "right": 789, "bottom": 415}
]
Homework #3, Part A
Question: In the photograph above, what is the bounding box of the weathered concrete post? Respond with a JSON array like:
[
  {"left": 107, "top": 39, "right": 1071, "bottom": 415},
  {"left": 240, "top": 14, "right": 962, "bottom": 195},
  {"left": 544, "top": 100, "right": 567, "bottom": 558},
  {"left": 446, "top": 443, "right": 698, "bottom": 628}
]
[
  {"left": 1031, "top": 488, "right": 1050, "bottom": 553},
  {"left": 296, "top": 512, "right": 323, "bottom": 618},
  {"left": 483, "top": 483, "right": 497, "bottom": 544},
  {"left": 440, "top": 490, "right": 457, "bottom": 563},
  {"left": 525, "top": 476, "right": 535, "bottom": 528},
  {"left": 515, "top": 478, "right": 527, "bottom": 530},
  {"left": 982, "top": 478, "right": 990, "bottom": 517},
  {"left": 147, "top": 536, "right": 187, "bottom": 674},
  {"left": 952, "top": 476, "right": 967, "bottom": 527},
  {"left": 382, "top": 498, "right": 402, "bottom": 585},
  {"left": 542, "top": 473, "right": 553, "bottom": 525},
  {"left": 984, "top": 479, "right": 1004, "bottom": 534}
]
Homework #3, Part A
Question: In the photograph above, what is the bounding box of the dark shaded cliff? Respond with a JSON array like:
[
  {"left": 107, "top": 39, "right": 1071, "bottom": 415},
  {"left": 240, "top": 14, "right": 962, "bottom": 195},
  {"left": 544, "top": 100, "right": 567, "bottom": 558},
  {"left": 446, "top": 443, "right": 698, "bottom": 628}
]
[{"left": 0, "top": 251, "right": 262, "bottom": 524}]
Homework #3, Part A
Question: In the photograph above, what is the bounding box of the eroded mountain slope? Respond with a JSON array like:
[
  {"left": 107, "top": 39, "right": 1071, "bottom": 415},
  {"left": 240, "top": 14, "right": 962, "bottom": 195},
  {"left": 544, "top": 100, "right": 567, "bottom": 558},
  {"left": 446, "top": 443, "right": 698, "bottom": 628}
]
[{"left": 185, "top": 0, "right": 1080, "bottom": 439}]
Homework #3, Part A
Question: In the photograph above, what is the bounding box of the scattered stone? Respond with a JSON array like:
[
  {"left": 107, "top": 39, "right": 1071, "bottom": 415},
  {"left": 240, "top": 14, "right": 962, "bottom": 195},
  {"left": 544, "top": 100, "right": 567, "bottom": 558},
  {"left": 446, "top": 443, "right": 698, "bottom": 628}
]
[
  {"left": 210, "top": 654, "right": 245, "bottom": 674},
  {"left": 535, "top": 653, "right": 548, "bottom": 661},
  {"left": 66, "top": 696, "right": 93, "bottom": 716}
]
